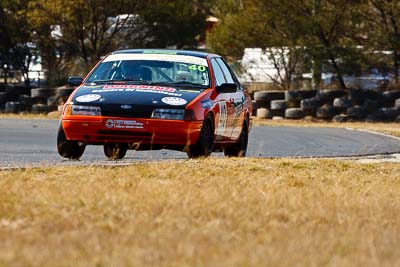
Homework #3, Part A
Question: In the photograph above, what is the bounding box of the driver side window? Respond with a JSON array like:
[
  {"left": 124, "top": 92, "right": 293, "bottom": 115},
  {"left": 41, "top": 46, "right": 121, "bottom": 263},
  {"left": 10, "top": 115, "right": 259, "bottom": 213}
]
[
  {"left": 215, "top": 58, "right": 235, "bottom": 84},
  {"left": 211, "top": 58, "right": 226, "bottom": 86}
]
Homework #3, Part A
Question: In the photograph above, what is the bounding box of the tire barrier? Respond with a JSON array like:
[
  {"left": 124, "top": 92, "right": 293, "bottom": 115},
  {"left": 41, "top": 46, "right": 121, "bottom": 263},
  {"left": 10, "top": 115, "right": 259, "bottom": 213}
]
[
  {"left": 0, "top": 92, "right": 7, "bottom": 104},
  {"left": 285, "top": 108, "right": 305, "bottom": 119},
  {"left": 31, "top": 88, "right": 52, "bottom": 98},
  {"left": 395, "top": 98, "right": 400, "bottom": 108},
  {"left": 47, "top": 96, "right": 58, "bottom": 110},
  {"left": 333, "top": 114, "right": 348, "bottom": 123},
  {"left": 5, "top": 101, "right": 21, "bottom": 113},
  {"left": 318, "top": 89, "right": 347, "bottom": 102},
  {"left": 349, "top": 89, "right": 366, "bottom": 106},
  {"left": 362, "top": 99, "right": 379, "bottom": 113},
  {"left": 270, "top": 100, "right": 287, "bottom": 110},
  {"left": 0, "top": 85, "right": 78, "bottom": 115},
  {"left": 333, "top": 96, "right": 352, "bottom": 110},
  {"left": 379, "top": 107, "right": 400, "bottom": 119},
  {"left": 300, "top": 97, "right": 322, "bottom": 110},
  {"left": 256, "top": 108, "right": 273, "bottom": 119},
  {"left": 252, "top": 88, "right": 400, "bottom": 122},
  {"left": 347, "top": 105, "right": 365, "bottom": 119},
  {"left": 316, "top": 104, "right": 337, "bottom": 119},
  {"left": 1, "top": 84, "right": 400, "bottom": 123},
  {"left": 31, "top": 104, "right": 48, "bottom": 114},
  {"left": 56, "top": 86, "right": 75, "bottom": 97}
]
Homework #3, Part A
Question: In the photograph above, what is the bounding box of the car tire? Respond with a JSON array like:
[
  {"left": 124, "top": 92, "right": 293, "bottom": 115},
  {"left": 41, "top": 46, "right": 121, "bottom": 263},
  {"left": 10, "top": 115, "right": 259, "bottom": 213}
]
[
  {"left": 31, "top": 88, "right": 52, "bottom": 98},
  {"left": 347, "top": 105, "right": 365, "bottom": 119},
  {"left": 187, "top": 115, "right": 214, "bottom": 158},
  {"left": 318, "top": 89, "right": 347, "bottom": 101},
  {"left": 103, "top": 143, "right": 128, "bottom": 160},
  {"left": 285, "top": 108, "right": 305, "bottom": 119},
  {"left": 256, "top": 108, "right": 273, "bottom": 119},
  {"left": 31, "top": 104, "right": 48, "bottom": 114},
  {"left": 57, "top": 125, "right": 86, "bottom": 160},
  {"left": 56, "top": 86, "right": 75, "bottom": 97},
  {"left": 5, "top": 101, "right": 21, "bottom": 113},
  {"left": 270, "top": 100, "right": 287, "bottom": 110},
  {"left": 333, "top": 114, "right": 348, "bottom": 123},
  {"left": 0, "top": 92, "right": 7, "bottom": 104},
  {"left": 379, "top": 107, "right": 400, "bottom": 120},
  {"left": 224, "top": 121, "right": 248, "bottom": 157},
  {"left": 333, "top": 96, "right": 352, "bottom": 109},
  {"left": 395, "top": 98, "right": 400, "bottom": 108},
  {"left": 316, "top": 104, "right": 337, "bottom": 119},
  {"left": 301, "top": 97, "right": 322, "bottom": 110}
]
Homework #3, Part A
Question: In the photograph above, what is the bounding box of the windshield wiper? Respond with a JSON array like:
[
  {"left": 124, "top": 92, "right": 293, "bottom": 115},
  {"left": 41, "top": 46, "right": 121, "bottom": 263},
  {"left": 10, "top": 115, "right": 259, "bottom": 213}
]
[
  {"left": 89, "top": 79, "right": 151, "bottom": 85},
  {"left": 153, "top": 81, "right": 207, "bottom": 88}
]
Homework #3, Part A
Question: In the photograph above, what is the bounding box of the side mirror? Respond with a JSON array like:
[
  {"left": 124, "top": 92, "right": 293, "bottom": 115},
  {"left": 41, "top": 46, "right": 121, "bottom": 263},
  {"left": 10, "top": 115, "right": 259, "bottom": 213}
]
[
  {"left": 68, "top": 76, "right": 83, "bottom": 86},
  {"left": 216, "top": 83, "right": 237, "bottom": 94}
]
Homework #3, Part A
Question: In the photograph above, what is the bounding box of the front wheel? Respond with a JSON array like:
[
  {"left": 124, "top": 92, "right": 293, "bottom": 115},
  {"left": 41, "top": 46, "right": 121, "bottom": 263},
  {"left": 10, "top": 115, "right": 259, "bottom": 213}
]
[
  {"left": 224, "top": 121, "right": 248, "bottom": 157},
  {"left": 187, "top": 115, "right": 214, "bottom": 158},
  {"left": 57, "top": 125, "right": 86, "bottom": 160},
  {"left": 103, "top": 143, "right": 128, "bottom": 160}
]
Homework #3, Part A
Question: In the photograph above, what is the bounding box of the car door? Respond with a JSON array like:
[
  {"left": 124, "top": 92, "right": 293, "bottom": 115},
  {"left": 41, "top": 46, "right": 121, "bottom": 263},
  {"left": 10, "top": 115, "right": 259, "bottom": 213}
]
[
  {"left": 215, "top": 58, "right": 245, "bottom": 140},
  {"left": 210, "top": 58, "right": 234, "bottom": 141}
]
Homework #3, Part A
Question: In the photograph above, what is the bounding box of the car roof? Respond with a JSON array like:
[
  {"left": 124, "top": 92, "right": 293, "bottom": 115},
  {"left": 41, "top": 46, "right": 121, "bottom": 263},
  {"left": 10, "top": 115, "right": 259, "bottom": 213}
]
[{"left": 112, "top": 49, "right": 218, "bottom": 59}]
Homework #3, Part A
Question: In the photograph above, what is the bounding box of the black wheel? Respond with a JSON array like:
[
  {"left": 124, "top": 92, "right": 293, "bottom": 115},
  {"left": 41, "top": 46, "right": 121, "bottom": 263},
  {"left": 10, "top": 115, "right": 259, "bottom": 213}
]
[
  {"left": 57, "top": 125, "right": 86, "bottom": 160},
  {"left": 187, "top": 115, "right": 214, "bottom": 158},
  {"left": 224, "top": 121, "right": 248, "bottom": 157},
  {"left": 103, "top": 143, "right": 128, "bottom": 160}
]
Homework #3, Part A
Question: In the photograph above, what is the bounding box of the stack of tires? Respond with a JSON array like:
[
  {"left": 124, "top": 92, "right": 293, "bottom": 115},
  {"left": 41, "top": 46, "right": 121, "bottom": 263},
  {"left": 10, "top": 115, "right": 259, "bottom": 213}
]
[
  {"left": 253, "top": 88, "right": 400, "bottom": 122},
  {"left": 253, "top": 91, "right": 285, "bottom": 119},
  {"left": 1, "top": 85, "right": 32, "bottom": 113},
  {"left": 0, "top": 85, "right": 75, "bottom": 115}
]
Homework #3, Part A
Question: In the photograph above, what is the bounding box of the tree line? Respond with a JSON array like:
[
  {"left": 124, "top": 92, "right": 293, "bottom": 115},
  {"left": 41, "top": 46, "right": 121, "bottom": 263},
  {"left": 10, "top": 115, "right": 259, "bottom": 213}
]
[
  {"left": 208, "top": 0, "right": 400, "bottom": 90},
  {"left": 1, "top": 0, "right": 400, "bottom": 89},
  {"left": 0, "top": 0, "right": 212, "bottom": 85}
]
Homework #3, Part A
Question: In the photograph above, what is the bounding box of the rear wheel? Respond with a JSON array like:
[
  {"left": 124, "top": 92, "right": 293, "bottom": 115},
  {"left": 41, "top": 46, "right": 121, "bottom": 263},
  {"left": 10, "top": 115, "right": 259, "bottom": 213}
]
[
  {"left": 103, "top": 143, "right": 128, "bottom": 160},
  {"left": 224, "top": 121, "right": 248, "bottom": 157},
  {"left": 187, "top": 115, "right": 214, "bottom": 158},
  {"left": 57, "top": 125, "right": 86, "bottom": 160}
]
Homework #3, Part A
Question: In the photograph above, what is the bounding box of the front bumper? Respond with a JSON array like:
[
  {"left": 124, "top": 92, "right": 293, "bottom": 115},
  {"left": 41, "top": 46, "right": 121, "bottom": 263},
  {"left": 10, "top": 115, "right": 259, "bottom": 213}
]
[{"left": 62, "top": 116, "right": 203, "bottom": 146}]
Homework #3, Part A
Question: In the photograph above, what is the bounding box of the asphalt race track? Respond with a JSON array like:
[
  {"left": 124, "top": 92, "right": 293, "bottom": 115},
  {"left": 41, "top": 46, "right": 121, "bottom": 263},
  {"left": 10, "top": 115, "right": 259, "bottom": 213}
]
[{"left": 1, "top": 118, "right": 400, "bottom": 168}]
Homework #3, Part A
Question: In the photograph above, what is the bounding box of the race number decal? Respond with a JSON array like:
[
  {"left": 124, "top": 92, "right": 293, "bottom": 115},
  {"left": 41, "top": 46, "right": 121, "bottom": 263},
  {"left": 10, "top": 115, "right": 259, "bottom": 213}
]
[{"left": 216, "top": 102, "right": 227, "bottom": 136}]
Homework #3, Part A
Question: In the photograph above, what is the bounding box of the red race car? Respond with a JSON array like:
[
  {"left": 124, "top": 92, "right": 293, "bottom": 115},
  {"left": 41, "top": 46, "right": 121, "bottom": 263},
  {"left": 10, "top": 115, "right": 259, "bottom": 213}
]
[{"left": 57, "top": 49, "right": 252, "bottom": 159}]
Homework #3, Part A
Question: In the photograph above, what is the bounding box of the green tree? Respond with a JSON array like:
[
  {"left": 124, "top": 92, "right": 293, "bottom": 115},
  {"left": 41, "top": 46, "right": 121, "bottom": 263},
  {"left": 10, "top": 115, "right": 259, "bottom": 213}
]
[
  {"left": 360, "top": 0, "right": 400, "bottom": 83},
  {"left": 27, "top": 0, "right": 212, "bottom": 84},
  {"left": 28, "top": 0, "right": 144, "bottom": 79},
  {"left": 207, "top": 0, "right": 364, "bottom": 89},
  {"left": 139, "top": 0, "right": 211, "bottom": 49},
  {"left": 0, "top": 0, "right": 35, "bottom": 85}
]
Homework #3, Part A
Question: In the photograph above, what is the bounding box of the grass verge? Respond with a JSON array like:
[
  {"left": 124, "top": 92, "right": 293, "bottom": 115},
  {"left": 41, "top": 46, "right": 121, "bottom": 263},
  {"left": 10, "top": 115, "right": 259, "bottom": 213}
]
[
  {"left": 252, "top": 118, "right": 400, "bottom": 138},
  {"left": 0, "top": 112, "right": 60, "bottom": 120},
  {"left": 1, "top": 158, "right": 399, "bottom": 266}
]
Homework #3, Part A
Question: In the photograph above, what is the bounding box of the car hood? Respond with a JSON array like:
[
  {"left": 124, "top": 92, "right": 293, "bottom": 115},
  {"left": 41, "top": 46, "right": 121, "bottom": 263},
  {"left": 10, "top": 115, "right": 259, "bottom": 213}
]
[{"left": 72, "top": 84, "right": 203, "bottom": 107}]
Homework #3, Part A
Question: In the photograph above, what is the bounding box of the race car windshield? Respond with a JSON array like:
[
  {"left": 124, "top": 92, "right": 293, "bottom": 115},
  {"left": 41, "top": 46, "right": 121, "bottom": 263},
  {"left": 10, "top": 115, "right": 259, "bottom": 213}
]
[{"left": 86, "top": 55, "right": 210, "bottom": 89}]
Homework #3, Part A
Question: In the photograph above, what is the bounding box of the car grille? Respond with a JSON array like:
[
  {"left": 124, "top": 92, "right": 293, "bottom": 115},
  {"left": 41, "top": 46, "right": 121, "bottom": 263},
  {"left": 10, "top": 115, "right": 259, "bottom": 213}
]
[{"left": 101, "top": 104, "right": 154, "bottom": 118}]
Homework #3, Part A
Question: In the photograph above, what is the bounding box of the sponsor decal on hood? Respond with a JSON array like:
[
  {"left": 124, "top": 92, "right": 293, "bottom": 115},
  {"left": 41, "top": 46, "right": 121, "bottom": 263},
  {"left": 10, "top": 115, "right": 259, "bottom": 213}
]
[
  {"left": 75, "top": 94, "right": 102, "bottom": 103},
  {"left": 72, "top": 84, "right": 202, "bottom": 107},
  {"left": 91, "top": 84, "right": 181, "bottom": 96},
  {"left": 161, "top": 97, "right": 187, "bottom": 106}
]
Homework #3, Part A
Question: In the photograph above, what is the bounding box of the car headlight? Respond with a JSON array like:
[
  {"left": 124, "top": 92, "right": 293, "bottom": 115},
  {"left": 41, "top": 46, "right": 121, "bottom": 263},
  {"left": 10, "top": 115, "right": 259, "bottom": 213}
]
[
  {"left": 151, "top": 108, "right": 195, "bottom": 120},
  {"left": 65, "top": 104, "right": 101, "bottom": 116}
]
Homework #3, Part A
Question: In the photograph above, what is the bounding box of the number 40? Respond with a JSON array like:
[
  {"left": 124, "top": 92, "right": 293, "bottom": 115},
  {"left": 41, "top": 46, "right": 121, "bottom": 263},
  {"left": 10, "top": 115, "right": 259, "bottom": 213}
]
[{"left": 189, "top": 65, "right": 206, "bottom": 72}]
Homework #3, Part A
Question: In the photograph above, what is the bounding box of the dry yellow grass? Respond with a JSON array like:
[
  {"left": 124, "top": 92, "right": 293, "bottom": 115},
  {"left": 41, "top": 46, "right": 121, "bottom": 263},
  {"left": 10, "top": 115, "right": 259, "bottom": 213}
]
[
  {"left": 0, "top": 112, "right": 60, "bottom": 120},
  {"left": 1, "top": 158, "right": 400, "bottom": 267},
  {"left": 253, "top": 118, "right": 400, "bottom": 138}
]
